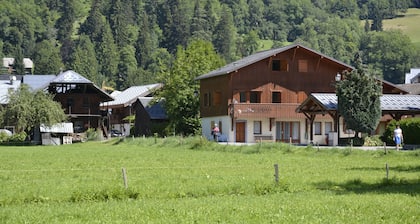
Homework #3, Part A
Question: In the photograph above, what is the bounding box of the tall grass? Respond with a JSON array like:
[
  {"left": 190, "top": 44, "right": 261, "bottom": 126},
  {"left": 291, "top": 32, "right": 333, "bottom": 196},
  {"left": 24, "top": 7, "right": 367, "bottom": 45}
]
[{"left": 1, "top": 137, "right": 419, "bottom": 223}]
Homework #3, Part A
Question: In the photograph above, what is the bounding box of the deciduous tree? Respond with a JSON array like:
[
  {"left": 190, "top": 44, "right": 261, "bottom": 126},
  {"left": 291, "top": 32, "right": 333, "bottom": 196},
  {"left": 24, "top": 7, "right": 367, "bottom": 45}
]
[{"left": 156, "top": 40, "right": 225, "bottom": 135}]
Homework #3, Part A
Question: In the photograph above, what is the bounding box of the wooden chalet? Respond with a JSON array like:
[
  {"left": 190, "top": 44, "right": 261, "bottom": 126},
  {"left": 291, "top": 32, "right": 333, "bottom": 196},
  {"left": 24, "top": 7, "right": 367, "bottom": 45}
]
[
  {"left": 196, "top": 43, "right": 415, "bottom": 145},
  {"left": 47, "top": 70, "right": 113, "bottom": 136},
  {"left": 99, "top": 83, "right": 164, "bottom": 136}
]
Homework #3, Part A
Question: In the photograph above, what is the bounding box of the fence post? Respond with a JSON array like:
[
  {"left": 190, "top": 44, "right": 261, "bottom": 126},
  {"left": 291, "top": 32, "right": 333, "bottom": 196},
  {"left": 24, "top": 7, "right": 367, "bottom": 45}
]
[
  {"left": 384, "top": 142, "right": 387, "bottom": 155},
  {"left": 122, "top": 167, "right": 128, "bottom": 189},
  {"left": 385, "top": 163, "right": 389, "bottom": 180},
  {"left": 274, "top": 164, "right": 279, "bottom": 184}
]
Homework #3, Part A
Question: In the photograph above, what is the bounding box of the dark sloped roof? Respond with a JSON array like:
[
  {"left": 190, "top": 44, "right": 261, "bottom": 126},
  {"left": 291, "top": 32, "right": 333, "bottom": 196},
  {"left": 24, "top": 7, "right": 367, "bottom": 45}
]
[
  {"left": 195, "top": 43, "right": 354, "bottom": 80},
  {"left": 139, "top": 97, "right": 167, "bottom": 120},
  {"left": 22, "top": 75, "right": 56, "bottom": 91}
]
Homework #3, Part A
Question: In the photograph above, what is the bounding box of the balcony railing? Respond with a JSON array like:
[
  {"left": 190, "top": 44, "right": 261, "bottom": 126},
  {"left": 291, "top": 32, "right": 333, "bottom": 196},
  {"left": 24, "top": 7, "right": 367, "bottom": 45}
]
[{"left": 229, "top": 103, "right": 305, "bottom": 119}]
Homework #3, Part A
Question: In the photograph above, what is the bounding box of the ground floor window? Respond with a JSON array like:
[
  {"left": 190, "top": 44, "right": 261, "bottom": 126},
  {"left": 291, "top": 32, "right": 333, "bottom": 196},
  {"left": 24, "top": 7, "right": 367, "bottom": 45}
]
[{"left": 275, "top": 121, "right": 299, "bottom": 142}]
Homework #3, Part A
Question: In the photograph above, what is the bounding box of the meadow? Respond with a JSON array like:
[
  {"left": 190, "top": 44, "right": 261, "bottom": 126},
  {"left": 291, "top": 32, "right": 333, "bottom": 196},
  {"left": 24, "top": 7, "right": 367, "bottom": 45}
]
[
  {"left": 0, "top": 137, "right": 419, "bottom": 223},
  {"left": 383, "top": 8, "right": 420, "bottom": 47}
]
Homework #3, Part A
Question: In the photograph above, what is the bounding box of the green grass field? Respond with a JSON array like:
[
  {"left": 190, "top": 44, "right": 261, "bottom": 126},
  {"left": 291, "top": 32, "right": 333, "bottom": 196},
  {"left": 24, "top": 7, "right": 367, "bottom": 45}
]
[
  {"left": 383, "top": 8, "right": 420, "bottom": 48},
  {"left": 1, "top": 137, "right": 419, "bottom": 223}
]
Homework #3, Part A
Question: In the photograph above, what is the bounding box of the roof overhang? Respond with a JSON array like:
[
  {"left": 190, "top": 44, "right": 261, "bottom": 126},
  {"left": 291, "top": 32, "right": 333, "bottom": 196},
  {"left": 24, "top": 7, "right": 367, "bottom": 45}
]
[{"left": 297, "top": 93, "right": 420, "bottom": 120}]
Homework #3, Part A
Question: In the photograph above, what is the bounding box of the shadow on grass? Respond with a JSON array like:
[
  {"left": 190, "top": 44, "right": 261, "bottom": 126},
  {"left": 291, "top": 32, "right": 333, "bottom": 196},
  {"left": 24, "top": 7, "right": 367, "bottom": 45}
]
[
  {"left": 347, "top": 165, "right": 420, "bottom": 173},
  {"left": 315, "top": 178, "right": 420, "bottom": 196}
]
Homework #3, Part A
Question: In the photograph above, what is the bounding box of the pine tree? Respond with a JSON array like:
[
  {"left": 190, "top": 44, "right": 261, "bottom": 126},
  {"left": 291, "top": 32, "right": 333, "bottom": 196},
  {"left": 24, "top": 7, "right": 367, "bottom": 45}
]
[
  {"left": 213, "top": 5, "right": 237, "bottom": 62},
  {"left": 336, "top": 54, "right": 382, "bottom": 136},
  {"left": 70, "top": 35, "right": 100, "bottom": 84},
  {"left": 190, "top": 0, "right": 211, "bottom": 42},
  {"left": 32, "top": 40, "right": 63, "bottom": 74}
]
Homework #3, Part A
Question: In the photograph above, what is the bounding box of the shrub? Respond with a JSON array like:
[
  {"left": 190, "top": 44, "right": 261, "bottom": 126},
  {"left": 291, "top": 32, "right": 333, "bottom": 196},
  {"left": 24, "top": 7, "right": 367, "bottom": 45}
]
[
  {"left": 382, "top": 118, "right": 420, "bottom": 145},
  {"left": 9, "top": 131, "right": 27, "bottom": 142},
  {"left": 364, "top": 135, "right": 383, "bottom": 146}
]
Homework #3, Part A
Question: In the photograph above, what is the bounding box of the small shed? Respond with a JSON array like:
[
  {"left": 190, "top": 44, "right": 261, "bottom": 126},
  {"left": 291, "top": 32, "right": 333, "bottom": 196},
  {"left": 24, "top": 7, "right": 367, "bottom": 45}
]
[{"left": 40, "top": 123, "right": 74, "bottom": 145}]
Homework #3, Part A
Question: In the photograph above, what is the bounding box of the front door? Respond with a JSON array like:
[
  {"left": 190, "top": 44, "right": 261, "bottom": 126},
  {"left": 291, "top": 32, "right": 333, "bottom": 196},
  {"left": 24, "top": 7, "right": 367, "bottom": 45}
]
[{"left": 235, "top": 121, "right": 246, "bottom": 142}]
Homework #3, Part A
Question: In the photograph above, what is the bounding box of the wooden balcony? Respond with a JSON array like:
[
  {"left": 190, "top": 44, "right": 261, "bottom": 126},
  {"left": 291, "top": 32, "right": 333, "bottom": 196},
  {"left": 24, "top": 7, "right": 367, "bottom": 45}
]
[{"left": 229, "top": 103, "right": 305, "bottom": 119}]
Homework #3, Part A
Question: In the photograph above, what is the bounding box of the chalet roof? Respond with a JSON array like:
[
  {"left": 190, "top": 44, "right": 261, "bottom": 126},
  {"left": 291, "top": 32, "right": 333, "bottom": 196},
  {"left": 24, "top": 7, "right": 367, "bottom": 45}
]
[
  {"left": 397, "top": 83, "right": 420, "bottom": 95},
  {"left": 138, "top": 97, "right": 167, "bottom": 120},
  {"left": 0, "top": 76, "right": 21, "bottom": 104},
  {"left": 297, "top": 93, "right": 420, "bottom": 114},
  {"left": 49, "top": 70, "right": 113, "bottom": 101},
  {"left": 22, "top": 75, "right": 56, "bottom": 91},
  {"left": 51, "top": 70, "right": 92, "bottom": 84},
  {"left": 2, "top": 58, "right": 33, "bottom": 69},
  {"left": 100, "top": 83, "right": 163, "bottom": 108},
  {"left": 196, "top": 43, "right": 354, "bottom": 80}
]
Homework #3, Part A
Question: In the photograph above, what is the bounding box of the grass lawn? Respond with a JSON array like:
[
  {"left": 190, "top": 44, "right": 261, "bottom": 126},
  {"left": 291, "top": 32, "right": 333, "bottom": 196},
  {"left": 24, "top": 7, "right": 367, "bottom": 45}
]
[
  {"left": 0, "top": 137, "right": 419, "bottom": 223},
  {"left": 383, "top": 8, "right": 420, "bottom": 48}
]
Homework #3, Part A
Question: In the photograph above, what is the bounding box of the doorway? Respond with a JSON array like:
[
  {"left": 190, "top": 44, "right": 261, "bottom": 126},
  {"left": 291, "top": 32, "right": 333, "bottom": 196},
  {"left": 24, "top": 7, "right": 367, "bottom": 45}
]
[{"left": 235, "top": 121, "right": 246, "bottom": 142}]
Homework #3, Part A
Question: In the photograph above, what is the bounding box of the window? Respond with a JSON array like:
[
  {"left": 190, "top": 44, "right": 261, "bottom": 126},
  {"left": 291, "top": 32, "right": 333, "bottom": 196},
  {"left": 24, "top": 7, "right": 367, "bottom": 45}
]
[
  {"left": 213, "top": 91, "right": 222, "bottom": 106},
  {"left": 325, "top": 122, "right": 333, "bottom": 135},
  {"left": 250, "top": 91, "right": 261, "bottom": 103},
  {"left": 253, "top": 121, "right": 262, "bottom": 134},
  {"left": 240, "top": 92, "right": 246, "bottom": 103},
  {"left": 272, "top": 59, "right": 288, "bottom": 71},
  {"left": 204, "top": 92, "right": 211, "bottom": 107},
  {"left": 272, "top": 92, "right": 281, "bottom": 103},
  {"left": 272, "top": 60, "right": 280, "bottom": 71},
  {"left": 314, "top": 122, "right": 322, "bottom": 135},
  {"left": 298, "top": 59, "right": 308, "bottom": 72}
]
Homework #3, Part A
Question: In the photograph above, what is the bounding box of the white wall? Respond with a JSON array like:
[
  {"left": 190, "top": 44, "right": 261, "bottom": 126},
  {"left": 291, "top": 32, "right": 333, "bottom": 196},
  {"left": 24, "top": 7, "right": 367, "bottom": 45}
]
[
  {"left": 201, "top": 116, "right": 232, "bottom": 141},
  {"left": 201, "top": 116, "right": 350, "bottom": 145}
]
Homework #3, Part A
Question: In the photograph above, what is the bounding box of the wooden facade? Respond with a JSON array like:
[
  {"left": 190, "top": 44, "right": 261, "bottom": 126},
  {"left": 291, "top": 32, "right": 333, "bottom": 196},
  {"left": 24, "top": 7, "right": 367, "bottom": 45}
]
[
  {"left": 47, "top": 71, "right": 113, "bottom": 135},
  {"left": 197, "top": 44, "right": 353, "bottom": 144},
  {"left": 197, "top": 44, "right": 410, "bottom": 144}
]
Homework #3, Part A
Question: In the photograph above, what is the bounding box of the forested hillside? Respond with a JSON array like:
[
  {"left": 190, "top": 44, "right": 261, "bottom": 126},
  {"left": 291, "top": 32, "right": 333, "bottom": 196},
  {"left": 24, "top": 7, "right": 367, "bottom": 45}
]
[{"left": 1, "top": 0, "right": 420, "bottom": 89}]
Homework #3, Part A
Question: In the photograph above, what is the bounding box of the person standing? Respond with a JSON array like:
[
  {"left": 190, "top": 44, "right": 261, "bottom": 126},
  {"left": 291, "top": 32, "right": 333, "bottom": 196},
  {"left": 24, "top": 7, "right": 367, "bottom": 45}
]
[
  {"left": 393, "top": 124, "right": 403, "bottom": 150},
  {"left": 212, "top": 123, "right": 220, "bottom": 142}
]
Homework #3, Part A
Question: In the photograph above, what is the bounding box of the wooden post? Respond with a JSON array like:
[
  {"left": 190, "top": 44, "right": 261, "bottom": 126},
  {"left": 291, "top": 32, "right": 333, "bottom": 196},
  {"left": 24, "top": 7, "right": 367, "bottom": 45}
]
[
  {"left": 385, "top": 163, "right": 389, "bottom": 180},
  {"left": 274, "top": 164, "right": 279, "bottom": 184},
  {"left": 383, "top": 142, "right": 387, "bottom": 154},
  {"left": 122, "top": 167, "right": 128, "bottom": 189}
]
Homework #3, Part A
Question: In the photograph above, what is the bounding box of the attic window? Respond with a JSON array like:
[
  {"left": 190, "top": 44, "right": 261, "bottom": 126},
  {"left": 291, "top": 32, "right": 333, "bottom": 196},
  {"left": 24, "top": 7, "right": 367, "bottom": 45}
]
[
  {"left": 272, "top": 59, "right": 288, "bottom": 71},
  {"left": 298, "top": 60, "right": 308, "bottom": 72}
]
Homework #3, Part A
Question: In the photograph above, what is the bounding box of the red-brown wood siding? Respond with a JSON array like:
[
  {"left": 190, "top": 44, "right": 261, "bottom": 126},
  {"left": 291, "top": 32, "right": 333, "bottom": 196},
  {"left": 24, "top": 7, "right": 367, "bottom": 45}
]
[{"left": 200, "top": 47, "right": 351, "bottom": 118}]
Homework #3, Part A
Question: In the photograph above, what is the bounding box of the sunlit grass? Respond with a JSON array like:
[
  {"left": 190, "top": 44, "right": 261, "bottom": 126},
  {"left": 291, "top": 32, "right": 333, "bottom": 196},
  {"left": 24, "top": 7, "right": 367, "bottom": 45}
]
[
  {"left": 0, "top": 137, "right": 419, "bottom": 223},
  {"left": 383, "top": 8, "right": 420, "bottom": 46}
]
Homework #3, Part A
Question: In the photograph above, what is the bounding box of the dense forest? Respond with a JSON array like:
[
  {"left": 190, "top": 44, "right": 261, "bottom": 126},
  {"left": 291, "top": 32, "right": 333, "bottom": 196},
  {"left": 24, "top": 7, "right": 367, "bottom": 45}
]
[{"left": 1, "top": 0, "right": 420, "bottom": 90}]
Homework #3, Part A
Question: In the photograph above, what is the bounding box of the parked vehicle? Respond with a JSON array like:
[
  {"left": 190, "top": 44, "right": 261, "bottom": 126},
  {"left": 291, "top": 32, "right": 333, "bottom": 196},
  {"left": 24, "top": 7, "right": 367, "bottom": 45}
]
[{"left": 109, "top": 129, "right": 124, "bottom": 137}]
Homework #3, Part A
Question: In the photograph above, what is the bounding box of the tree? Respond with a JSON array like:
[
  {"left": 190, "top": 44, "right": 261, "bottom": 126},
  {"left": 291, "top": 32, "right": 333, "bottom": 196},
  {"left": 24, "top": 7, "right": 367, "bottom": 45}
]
[
  {"left": 13, "top": 47, "right": 25, "bottom": 75},
  {"left": 0, "top": 85, "right": 67, "bottom": 134},
  {"left": 70, "top": 35, "right": 100, "bottom": 84},
  {"left": 156, "top": 40, "right": 225, "bottom": 135},
  {"left": 32, "top": 40, "right": 63, "bottom": 74},
  {"left": 360, "top": 30, "right": 415, "bottom": 84},
  {"left": 56, "top": 0, "right": 77, "bottom": 66},
  {"left": 213, "top": 5, "right": 237, "bottom": 62},
  {"left": 336, "top": 55, "right": 382, "bottom": 137}
]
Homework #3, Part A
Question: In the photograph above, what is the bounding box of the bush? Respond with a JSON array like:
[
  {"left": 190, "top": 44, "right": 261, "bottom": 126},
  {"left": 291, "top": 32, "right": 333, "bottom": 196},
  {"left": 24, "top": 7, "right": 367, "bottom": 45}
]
[
  {"left": 382, "top": 118, "right": 420, "bottom": 145},
  {"left": 364, "top": 135, "right": 383, "bottom": 146},
  {"left": 9, "top": 132, "right": 27, "bottom": 142}
]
